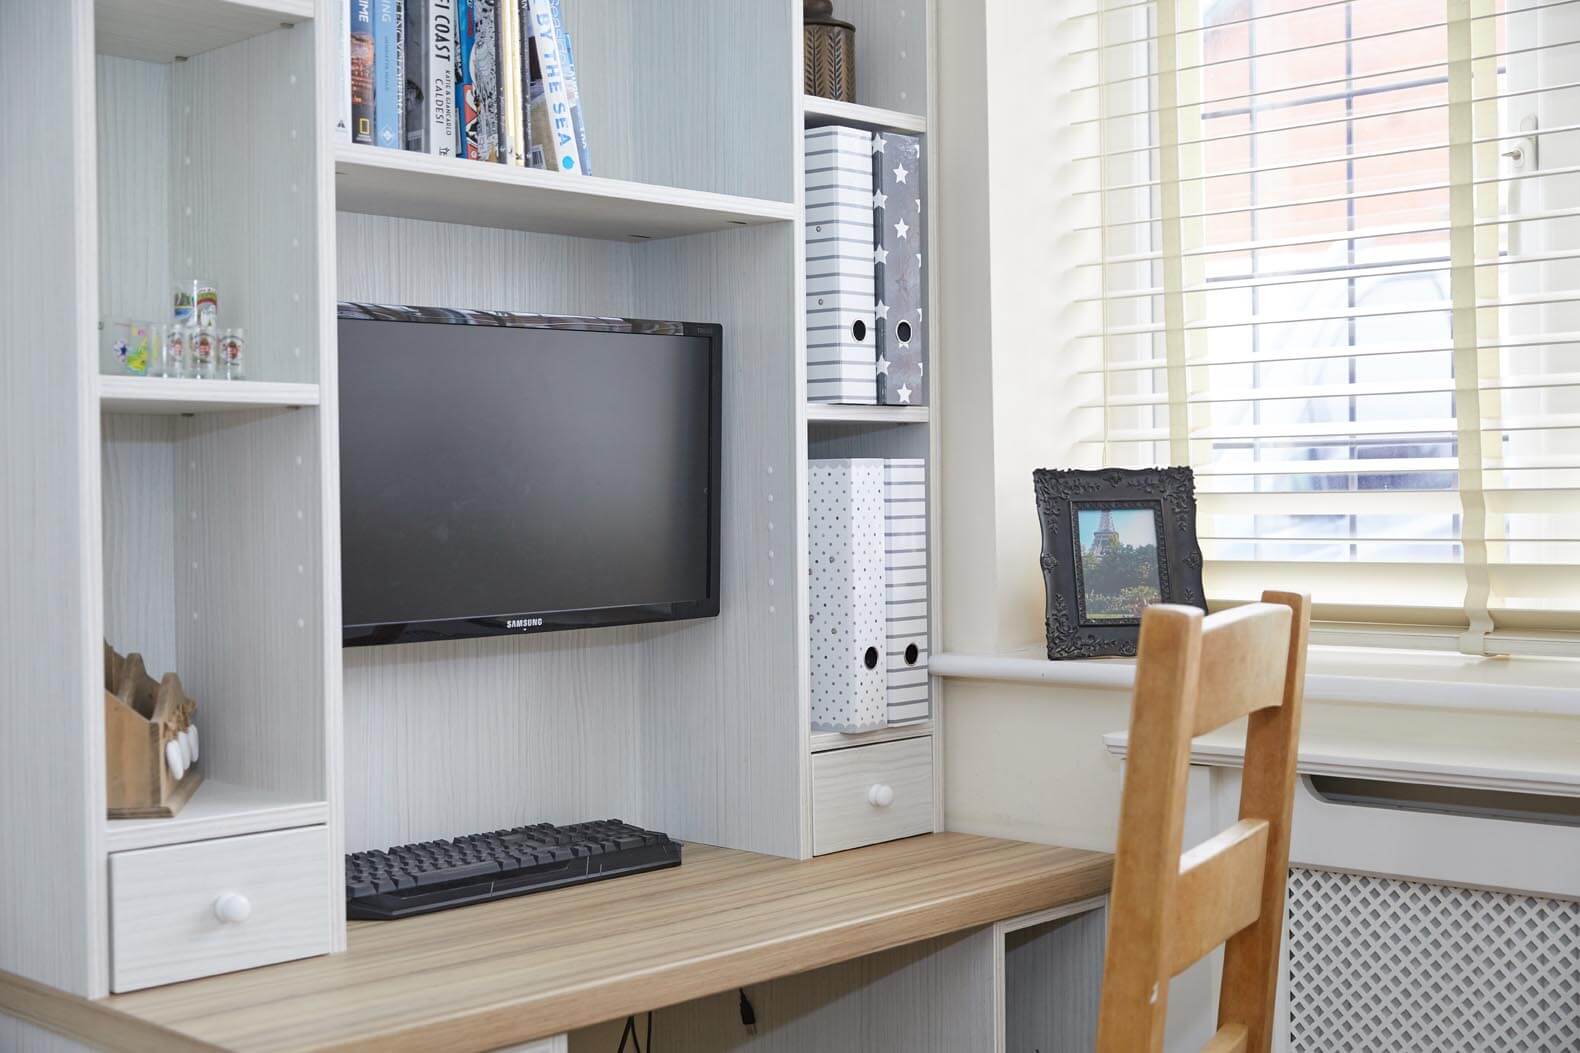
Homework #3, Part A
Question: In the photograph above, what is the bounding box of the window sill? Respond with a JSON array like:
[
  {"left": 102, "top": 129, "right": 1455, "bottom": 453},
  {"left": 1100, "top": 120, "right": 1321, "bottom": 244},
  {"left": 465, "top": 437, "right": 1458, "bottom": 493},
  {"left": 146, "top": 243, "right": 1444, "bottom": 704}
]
[{"left": 930, "top": 644, "right": 1580, "bottom": 718}]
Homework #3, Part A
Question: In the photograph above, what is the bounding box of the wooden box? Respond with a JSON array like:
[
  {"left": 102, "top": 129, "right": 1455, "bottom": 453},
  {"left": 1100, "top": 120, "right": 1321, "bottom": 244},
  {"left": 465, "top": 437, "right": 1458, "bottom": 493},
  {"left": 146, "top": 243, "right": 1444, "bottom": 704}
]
[{"left": 105, "top": 643, "right": 203, "bottom": 818}]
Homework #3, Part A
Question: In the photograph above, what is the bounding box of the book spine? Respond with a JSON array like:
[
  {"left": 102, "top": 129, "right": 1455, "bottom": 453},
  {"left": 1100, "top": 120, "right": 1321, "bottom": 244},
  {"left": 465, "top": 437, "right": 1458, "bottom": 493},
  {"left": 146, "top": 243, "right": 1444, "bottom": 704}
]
[
  {"left": 473, "top": 0, "right": 500, "bottom": 161},
  {"left": 524, "top": 0, "right": 543, "bottom": 164},
  {"left": 547, "top": 0, "right": 589, "bottom": 175},
  {"left": 350, "top": 0, "right": 376, "bottom": 145},
  {"left": 526, "top": 0, "right": 581, "bottom": 173},
  {"left": 500, "top": 0, "right": 523, "bottom": 166},
  {"left": 374, "top": 0, "right": 401, "bottom": 147},
  {"left": 459, "top": 0, "right": 477, "bottom": 158},
  {"left": 426, "top": 0, "right": 457, "bottom": 155},
  {"left": 403, "top": 0, "right": 425, "bottom": 151},
  {"left": 337, "top": 0, "right": 353, "bottom": 142}
]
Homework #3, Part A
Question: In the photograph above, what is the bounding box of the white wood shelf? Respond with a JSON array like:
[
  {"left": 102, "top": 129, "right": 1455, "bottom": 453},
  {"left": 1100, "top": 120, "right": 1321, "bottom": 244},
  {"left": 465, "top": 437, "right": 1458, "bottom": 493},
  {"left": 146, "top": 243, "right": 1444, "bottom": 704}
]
[
  {"left": 806, "top": 403, "right": 929, "bottom": 424},
  {"left": 96, "top": 0, "right": 314, "bottom": 63},
  {"left": 931, "top": 645, "right": 1580, "bottom": 717},
  {"left": 99, "top": 376, "right": 320, "bottom": 414},
  {"left": 804, "top": 96, "right": 928, "bottom": 134},
  {"left": 334, "top": 145, "right": 798, "bottom": 242},
  {"left": 811, "top": 722, "right": 934, "bottom": 754},
  {"left": 104, "top": 780, "right": 328, "bottom": 853}
]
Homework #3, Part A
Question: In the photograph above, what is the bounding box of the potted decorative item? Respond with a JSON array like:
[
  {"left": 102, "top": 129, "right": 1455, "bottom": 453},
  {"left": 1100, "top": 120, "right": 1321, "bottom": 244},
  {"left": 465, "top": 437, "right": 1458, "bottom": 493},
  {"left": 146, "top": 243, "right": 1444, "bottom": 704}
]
[
  {"left": 104, "top": 642, "right": 203, "bottom": 818},
  {"left": 804, "top": 0, "right": 856, "bottom": 102}
]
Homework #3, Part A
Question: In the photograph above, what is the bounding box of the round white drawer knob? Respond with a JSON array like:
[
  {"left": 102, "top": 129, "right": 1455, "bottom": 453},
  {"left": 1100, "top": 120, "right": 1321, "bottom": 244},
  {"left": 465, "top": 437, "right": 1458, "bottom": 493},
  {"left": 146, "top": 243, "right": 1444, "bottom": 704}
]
[
  {"left": 868, "top": 783, "right": 895, "bottom": 808},
  {"left": 165, "top": 740, "right": 186, "bottom": 781},
  {"left": 213, "top": 893, "right": 252, "bottom": 925}
]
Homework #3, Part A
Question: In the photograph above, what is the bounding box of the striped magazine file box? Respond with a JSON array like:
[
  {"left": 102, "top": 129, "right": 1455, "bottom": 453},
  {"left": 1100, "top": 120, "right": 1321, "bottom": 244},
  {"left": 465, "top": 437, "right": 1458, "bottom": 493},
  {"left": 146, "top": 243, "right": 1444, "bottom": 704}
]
[
  {"left": 805, "top": 125, "right": 877, "bottom": 404},
  {"left": 884, "top": 458, "right": 929, "bottom": 724}
]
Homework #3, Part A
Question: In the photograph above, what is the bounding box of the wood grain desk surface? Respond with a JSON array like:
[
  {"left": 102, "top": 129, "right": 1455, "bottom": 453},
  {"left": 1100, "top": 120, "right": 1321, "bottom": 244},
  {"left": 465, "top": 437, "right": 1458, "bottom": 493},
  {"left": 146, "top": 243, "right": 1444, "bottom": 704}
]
[{"left": 14, "top": 833, "right": 1111, "bottom": 1053}]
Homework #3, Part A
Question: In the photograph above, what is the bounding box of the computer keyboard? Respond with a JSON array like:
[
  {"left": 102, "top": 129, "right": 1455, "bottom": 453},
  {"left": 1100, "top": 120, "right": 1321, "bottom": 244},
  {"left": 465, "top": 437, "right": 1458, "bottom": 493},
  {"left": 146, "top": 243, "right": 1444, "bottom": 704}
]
[{"left": 345, "top": 819, "right": 683, "bottom": 920}]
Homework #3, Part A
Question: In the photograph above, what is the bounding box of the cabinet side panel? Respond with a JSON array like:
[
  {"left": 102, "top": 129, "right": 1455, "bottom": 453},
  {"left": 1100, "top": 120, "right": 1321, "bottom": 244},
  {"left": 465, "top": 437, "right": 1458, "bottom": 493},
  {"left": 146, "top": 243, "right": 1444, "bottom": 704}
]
[
  {"left": 0, "top": 0, "right": 103, "bottom": 997},
  {"left": 633, "top": 224, "right": 805, "bottom": 858}
]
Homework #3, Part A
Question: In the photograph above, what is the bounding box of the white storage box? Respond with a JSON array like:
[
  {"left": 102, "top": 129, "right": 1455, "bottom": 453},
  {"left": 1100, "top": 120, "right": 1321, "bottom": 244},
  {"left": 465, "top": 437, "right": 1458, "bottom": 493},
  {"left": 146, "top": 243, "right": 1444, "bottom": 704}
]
[
  {"left": 805, "top": 125, "right": 877, "bottom": 404},
  {"left": 809, "top": 459, "right": 887, "bottom": 732}
]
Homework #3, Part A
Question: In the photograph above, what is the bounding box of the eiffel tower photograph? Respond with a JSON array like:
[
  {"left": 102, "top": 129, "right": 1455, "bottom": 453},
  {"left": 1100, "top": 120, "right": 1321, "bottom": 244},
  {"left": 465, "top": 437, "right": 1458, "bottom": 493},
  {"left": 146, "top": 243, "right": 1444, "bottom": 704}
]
[{"left": 1076, "top": 505, "right": 1162, "bottom": 620}]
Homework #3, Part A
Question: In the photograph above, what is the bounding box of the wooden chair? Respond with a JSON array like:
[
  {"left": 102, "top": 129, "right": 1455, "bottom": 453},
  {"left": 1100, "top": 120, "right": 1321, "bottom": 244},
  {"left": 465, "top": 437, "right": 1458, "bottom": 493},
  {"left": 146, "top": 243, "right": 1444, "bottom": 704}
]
[{"left": 1095, "top": 590, "right": 1311, "bottom": 1053}]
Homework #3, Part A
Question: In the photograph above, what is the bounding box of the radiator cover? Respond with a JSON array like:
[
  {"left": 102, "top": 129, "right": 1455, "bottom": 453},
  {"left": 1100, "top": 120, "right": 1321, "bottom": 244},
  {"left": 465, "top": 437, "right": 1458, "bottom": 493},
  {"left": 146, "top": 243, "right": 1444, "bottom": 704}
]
[{"left": 1286, "top": 866, "right": 1580, "bottom": 1053}]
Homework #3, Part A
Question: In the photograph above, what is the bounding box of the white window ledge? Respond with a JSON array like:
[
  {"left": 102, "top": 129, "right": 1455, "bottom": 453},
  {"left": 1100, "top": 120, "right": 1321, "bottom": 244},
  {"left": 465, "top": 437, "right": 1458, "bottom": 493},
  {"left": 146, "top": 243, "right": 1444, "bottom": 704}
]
[{"left": 930, "top": 645, "right": 1580, "bottom": 719}]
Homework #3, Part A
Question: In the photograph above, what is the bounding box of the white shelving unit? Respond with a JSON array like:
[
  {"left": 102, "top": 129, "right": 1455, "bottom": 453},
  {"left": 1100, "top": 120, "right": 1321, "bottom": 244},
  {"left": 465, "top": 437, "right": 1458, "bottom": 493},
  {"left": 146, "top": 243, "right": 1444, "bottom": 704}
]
[
  {"left": 799, "top": 4, "right": 942, "bottom": 847},
  {"left": 803, "top": 95, "right": 927, "bottom": 134},
  {"left": 2, "top": 0, "right": 945, "bottom": 1015},
  {"left": 806, "top": 403, "right": 930, "bottom": 424},
  {"left": 334, "top": 144, "right": 796, "bottom": 241},
  {"left": 104, "top": 782, "right": 328, "bottom": 853},
  {"left": 98, "top": 377, "right": 321, "bottom": 414}
]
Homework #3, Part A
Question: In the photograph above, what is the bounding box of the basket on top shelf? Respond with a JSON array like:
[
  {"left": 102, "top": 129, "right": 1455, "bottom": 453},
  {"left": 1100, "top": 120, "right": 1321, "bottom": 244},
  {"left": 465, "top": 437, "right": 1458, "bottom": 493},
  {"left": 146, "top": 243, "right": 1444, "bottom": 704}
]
[{"left": 104, "top": 642, "right": 203, "bottom": 819}]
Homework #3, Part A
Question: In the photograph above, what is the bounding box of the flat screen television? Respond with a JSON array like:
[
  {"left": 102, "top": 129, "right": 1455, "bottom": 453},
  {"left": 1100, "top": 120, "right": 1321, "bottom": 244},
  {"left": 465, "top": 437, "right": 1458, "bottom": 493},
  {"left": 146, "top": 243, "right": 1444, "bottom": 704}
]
[{"left": 337, "top": 303, "right": 722, "bottom": 647}]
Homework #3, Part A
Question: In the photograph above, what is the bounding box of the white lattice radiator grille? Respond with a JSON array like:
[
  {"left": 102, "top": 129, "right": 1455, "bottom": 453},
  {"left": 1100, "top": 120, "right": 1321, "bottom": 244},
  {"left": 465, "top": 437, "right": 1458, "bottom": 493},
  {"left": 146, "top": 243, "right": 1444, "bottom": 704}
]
[{"left": 1286, "top": 867, "right": 1580, "bottom": 1053}]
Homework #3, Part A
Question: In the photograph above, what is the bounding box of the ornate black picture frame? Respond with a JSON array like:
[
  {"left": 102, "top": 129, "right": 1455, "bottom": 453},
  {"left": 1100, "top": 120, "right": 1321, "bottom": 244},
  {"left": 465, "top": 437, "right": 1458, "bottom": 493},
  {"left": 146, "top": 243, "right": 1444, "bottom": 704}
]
[{"left": 1032, "top": 467, "right": 1206, "bottom": 660}]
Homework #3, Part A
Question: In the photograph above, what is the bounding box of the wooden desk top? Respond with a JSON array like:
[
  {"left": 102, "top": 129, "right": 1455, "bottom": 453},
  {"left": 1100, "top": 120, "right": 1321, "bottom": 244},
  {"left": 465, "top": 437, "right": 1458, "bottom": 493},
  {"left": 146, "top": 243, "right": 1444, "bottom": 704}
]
[{"left": 9, "top": 833, "right": 1111, "bottom": 1053}]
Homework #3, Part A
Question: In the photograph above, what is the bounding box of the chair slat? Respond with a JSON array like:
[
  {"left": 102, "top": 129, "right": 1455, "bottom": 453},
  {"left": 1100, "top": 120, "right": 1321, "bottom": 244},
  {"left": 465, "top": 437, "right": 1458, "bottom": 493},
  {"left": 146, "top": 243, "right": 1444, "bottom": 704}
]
[
  {"left": 1168, "top": 818, "right": 1269, "bottom": 977},
  {"left": 1192, "top": 603, "right": 1292, "bottom": 737},
  {"left": 1202, "top": 1023, "right": 1250, "bottom": 1053}
]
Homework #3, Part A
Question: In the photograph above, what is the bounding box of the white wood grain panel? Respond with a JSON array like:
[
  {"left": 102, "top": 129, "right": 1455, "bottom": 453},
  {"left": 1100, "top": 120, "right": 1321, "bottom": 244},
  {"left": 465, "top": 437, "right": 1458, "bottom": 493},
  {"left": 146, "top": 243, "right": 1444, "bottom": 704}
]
[
  {"left": 635, "top": 224, "right": 806, "bottom": 858},
  {"left": 812, "top": 737, "right": 934, "bottom": 854},
  {"left": 172, "top": 23, "right": 319, "bottom": 383},
  {"left": 105, "top": 781, "right": 327, "bottom": 853},
  {"left": 811, "top": 721, "right": 933, "bottom": 753},
  {"left": 0, "top": 0, "right": 105, "bottom": 999},
  {"left": 824, "top": 0, "right": 930, "bottom": 116},
  {"left": 101, "top": 414, "right": 179, "bottom": 676},
  {"left": 95, "top": 55, "right": 170, "bottom": 350},
  {"left": 108, "top": 826, "right": 330, "bottom": 992},
  {"left": 495, "top": 1037, "right": 567, "bottom": 1053},
  {"left": 334, "top": 146, "right": 795, "bottom": 241},
  {"left": 999, "top": 904, "right": 1108, "bottom": 1053},
  {"left": 96, "top": 0, "right": 315, "bottom": 64},
  {"left": 625, "top": 1, "right": 794, "bottom": 202},
  {"left": 804, "top": 95, "right": 928, "bottom": 133},
  {"left": 0, "top": 1016, "right": 103, "bottom": 1053},
  {"left": 311, "top": 0, "right": 349, "bottom": 955},
  {"left": 568, "top": 926, "right": 996, "bottom": 1053},
  {"left": 334, "top": 212, "right": 649, "bottom": 853},
  {"left": 99, "top": 377, "right": 320, "bottom": 414},
  {"left": 175, "top": 407, "right": 324, "bottom": 801}
]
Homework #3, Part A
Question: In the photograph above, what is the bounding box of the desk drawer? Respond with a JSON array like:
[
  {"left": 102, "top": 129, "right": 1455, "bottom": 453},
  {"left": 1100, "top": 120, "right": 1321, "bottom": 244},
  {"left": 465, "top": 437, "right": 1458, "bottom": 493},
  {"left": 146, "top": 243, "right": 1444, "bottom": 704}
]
[
  {"left": 110, "top": 826, "right": 330, "bottom": 992},
  {"left": 812, "top": 736, "right": 934, "bottom": 855}
]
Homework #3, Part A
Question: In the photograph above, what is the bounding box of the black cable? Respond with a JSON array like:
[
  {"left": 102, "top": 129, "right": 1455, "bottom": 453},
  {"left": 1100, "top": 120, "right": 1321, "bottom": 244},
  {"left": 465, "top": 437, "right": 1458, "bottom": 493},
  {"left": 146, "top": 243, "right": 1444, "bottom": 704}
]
[
  {"left": 738, "top": 987, "right": 757, "bottom": 1035},
  {"left": 616, "top": 1013, "right": 639, "bottom": 1053},
  {"left": 645, "top": 1009, "right": 653, "bottom": 1050}
]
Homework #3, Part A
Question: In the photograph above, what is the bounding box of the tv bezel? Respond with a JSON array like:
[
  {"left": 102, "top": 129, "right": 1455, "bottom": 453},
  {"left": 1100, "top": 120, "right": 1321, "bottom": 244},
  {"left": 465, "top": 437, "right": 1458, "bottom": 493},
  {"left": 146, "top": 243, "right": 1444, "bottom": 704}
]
[{"left": 337, "top": 302, "right": 723, "bottom": 648}]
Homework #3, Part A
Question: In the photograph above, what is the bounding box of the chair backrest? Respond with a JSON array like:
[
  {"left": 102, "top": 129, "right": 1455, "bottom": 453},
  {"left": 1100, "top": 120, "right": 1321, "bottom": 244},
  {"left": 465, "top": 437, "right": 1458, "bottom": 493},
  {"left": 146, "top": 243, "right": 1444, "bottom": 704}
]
[{"left": 1096, "top": 590, "right": 1311, "bottom": 1053}]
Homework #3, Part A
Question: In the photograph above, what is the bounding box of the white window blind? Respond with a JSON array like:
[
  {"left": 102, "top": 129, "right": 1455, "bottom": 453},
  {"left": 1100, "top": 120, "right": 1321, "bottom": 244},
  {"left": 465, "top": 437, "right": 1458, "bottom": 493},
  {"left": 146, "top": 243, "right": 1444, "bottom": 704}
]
[{"left": 1064, "top": 0, "right": 1580, "bottom": 654}]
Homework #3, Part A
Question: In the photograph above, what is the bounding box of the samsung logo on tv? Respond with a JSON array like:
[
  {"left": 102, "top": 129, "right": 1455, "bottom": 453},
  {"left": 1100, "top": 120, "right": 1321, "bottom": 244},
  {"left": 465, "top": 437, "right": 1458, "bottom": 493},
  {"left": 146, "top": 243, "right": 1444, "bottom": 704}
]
[{"left": 506, "top": 617, "right": 544, "bottom": 630}]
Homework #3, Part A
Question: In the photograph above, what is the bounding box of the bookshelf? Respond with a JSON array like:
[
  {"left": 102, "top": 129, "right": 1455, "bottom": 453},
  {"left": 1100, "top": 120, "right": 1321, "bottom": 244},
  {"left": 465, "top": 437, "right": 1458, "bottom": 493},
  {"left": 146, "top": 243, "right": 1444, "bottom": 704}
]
[
  {"left": 4, "top": 0, "right": 941, "bottom": 1007},
  {"left": 95, "top": 0, "right": 315, "bottom": 63},
  {"left": 803, "top": 95, "right": 927, "bottom": 134},
  {"left": 806, "top": 404, "right": 930, "bottom": 424},
  {"left": 98, "top": 377, "right": 321, "bottom": 414},
  {"left": 334, "top": 144, "right": 796, "bottom": 241}
]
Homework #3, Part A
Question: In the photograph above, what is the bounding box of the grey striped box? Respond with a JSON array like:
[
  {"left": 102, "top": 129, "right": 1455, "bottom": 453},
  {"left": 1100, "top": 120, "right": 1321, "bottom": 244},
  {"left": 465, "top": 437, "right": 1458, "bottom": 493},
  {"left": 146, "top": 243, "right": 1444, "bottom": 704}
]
[
  {"left": 805, "top": 126, "right": 876, "bottom": 404},
  {"left": 873, "top": 133, "right": 925, "bottom": 406},
  {"left": 808, "top": 459, "right": 888, "bottom": 733},
  {"left": 884, "top": 458, "right": 929, "bottom": 724}
]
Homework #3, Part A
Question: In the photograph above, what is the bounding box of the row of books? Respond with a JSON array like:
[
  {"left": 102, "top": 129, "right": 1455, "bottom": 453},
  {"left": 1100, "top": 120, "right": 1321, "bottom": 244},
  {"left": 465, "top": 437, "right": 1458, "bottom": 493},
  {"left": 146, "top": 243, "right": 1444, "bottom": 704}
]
[{"left": 339, "top": 0, "right": 591, "bottom": 175}]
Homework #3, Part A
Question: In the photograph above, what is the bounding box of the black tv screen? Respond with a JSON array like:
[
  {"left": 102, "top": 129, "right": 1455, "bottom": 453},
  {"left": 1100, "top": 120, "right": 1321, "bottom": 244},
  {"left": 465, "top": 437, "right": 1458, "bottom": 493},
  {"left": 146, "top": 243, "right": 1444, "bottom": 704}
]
[{"left": 338, "top": 304, "right": 722, "bottom": 647}]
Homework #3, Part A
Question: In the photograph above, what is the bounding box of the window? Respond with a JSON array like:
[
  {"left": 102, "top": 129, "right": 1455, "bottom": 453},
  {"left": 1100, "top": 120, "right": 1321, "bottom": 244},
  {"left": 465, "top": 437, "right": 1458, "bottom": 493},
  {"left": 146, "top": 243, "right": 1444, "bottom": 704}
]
[{"left": 1066, "top": 0, "right": 1580, "bottom": 653}]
